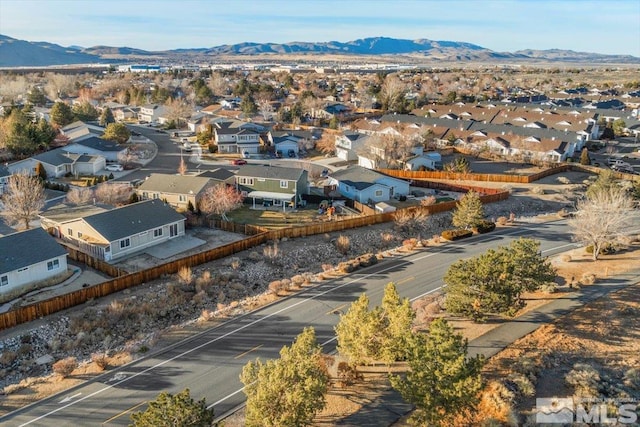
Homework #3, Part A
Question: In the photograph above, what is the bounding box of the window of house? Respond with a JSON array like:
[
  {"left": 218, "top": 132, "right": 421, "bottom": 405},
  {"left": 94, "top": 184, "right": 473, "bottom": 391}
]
[
  {"left": 375, "top": 190, "right": 383, "bottom": 197},
  {"left": 17, "top": 267, "right": 28, "bottom": 273},
  {"left": 47, "top": 259, "right": 60, "bottom": 270},
  {"left": 179, "top": 195, "right": 186, "bottom": 202},
  {"left": 77, "top": 232, "right": 82, "bottom": 238},
  {"left": 239, "top": 177, "right": 254, "bottom": 185},
  {"left": 120, "top": 238, "right": 131, "bottom": 249},
  {"left": 280, "top": 180, "right": 288, "bottom": 188},
  {"left": 67, "top": 228, "right": 73, "bottom": 236},
  {"left": 143, "top": 192, "right": 148, "bottom": 198},
  {"left": 154, "top": 228, "right": 163, "bottom": 237},
  {"left": 0, "top": 275, "right": 7, "bottom": 287}
]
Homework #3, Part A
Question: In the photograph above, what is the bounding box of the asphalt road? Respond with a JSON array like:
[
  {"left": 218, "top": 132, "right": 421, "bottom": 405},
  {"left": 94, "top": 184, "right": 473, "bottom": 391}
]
[{"left": 2, "top": 220, "right": 590, "bottom": 426}]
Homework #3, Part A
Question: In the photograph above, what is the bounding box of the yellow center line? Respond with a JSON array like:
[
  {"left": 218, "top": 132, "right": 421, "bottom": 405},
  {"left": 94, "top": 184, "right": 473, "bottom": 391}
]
[
  {"left": 396, "top": 276, "right": 415, "bottom": 285},
  {"left": 102, "top": 400, "right": 146, "bottom": 425},
  {"left": 235, "top": 344, "right": 263, "bottom": 359},
  {"left": 326, "top": 303, "right": 348, "bottom": 315}
]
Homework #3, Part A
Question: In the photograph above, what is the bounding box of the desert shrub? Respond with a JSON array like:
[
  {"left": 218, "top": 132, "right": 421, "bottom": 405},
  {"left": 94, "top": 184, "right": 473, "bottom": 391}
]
[
  {"left": 380, "top": 232, "right": 396, "bottom": 247},
  {"left": 321, "top": 263, "right": 334, "bottom": 272},
  {"left": 557, "top": 176, "right": 571, "bottom": 184},
  {"left": 280, "top": 278, "right": 292, "bottom": 291},
  {"left": 337, "top": 261, "right": 357, "bottom": 274},
  {"left": 514, "top": 356, "right": 539, "bottom": 378},
  {"left": 268, "top": 280, "right": 283, "bottom": 295},
  {"left": 441, "top": 228, "right": 473, "bottom": 241},
  {"left": 560, "top": 254, "right": 572, "bottom": 262},
  {"left": 263, "top": 241, "right": 280, "bottom": 264},
  {"left": 393, "top": 209, "right": 430, "bottom": 233},
  {"left": 566, "top": 363, "right": 602, "bottom": 398},
  {"left": 623, "top": 367, "right": 640, "bottom": 390},
  {"left": 91, "top": 352, "right": 109, "bottom": 370},
  {"left": 336, "top": 361, "right": 362, "bottom": 387},
  {"left": 335, "top": 235, "right": 350, "bottom": 255},
  {"left": 585, "top": 244, "right": 615, "bottom": 255},
  {"left": 580, "top": 273, "right": 597, "bottom": 285},
  {"left": 402, "top": 238, "right": 418, "bottom": 250},
  {"left": 497, "top": 216, "right": 508, "bottom": 226},
  {"left": 52, "top": 357, "right": 77, "bottom": 378},
  {"left": 291, "top": 275, "right": 306, "bottom": 286},
  {"left": 0, "top": 350, "right": 18, "bottom": 367},
  {"left": 531, "top": 186, "right": 545, "bottom": 195},
  {"left": 177, "top": 266, "right": 193, "bottom": 286},
  {"left": 508, "top": 373, "right": 535, "bottom": 397},
  {"left": 473, "top": 220, "right": 496, "bottom": 234},
  {"left": 473, "top": 381, "right": 518, "bottom": 426},
  {"left": 556, "top": 208, "right": 568, "bottom": 218},
  {"left": 420, "top": 195, "right": 437, "bottom": 206},
  {"left": 229, "top": 258, "right": 241, "bottom": 270},
  {"left": 356, "top": 253, "right": 378, "bottom": 267},
  {"left": 138, "top": 345, "right": 149, "bottom": 353},
  {"left": 539, "top": 282, "right": 558, "bottom": 294}
]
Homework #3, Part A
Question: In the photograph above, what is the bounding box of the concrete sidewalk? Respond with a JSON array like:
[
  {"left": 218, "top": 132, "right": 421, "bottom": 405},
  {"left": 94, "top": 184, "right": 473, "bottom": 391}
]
[{"left": 337, "top": 268, "right": 640, "bottom": 426}]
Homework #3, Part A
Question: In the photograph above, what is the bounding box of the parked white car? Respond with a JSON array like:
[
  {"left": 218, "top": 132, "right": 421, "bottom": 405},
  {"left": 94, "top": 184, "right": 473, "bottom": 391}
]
[{"left": 105, "top": 164, "right": 124, "bottom": 172}]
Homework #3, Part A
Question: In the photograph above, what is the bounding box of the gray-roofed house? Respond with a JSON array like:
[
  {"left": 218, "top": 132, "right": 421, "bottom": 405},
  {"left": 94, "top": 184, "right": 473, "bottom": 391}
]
[
  {"left": 335, "top": 131, "right": 370, "bottom": 161},
  {"left": 214, "top": 125, "right": 262, "bottom": 154},
  {"left": 0, "top": 227, "right": 68, "bottom": 295},
  {"left": 60, "top": 120, "right": 104, "bottom": 142},
  {"left": 40, "top": 200, "right": 185, "bottom": 262},
  {"left": 64, "top": 136, "right": 128, "bottom": 162},
  {"left": 327, "top": 166, "right": 410, "bottom": 204},
  {"left": 196, "top": 168, "right": 236, "bottom": 184},
  {"left": 7, "top": 148, "right": 106, "bottom": 178},
  {"left": 235, "top": 165, "right": 308, "bottom": 210},
  {"left": 135, "top": 173, "right": 218, "bottom": 211}
]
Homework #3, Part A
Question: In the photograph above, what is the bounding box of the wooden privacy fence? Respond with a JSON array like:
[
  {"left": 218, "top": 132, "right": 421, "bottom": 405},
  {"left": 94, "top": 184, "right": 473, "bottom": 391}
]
[
  {"left": 64, "top": 246, "right": 126, "bottom": 277},
  {"left": 0, "top": 187, "right": 510, "bottom": 330},
  {"left": 379, "top": 165, "right": 571, "bottom": 184}
]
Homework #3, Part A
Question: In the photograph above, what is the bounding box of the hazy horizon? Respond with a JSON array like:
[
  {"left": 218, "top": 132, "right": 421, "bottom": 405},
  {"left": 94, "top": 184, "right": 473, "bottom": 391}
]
[{"left": 1, "top": 0, "right": 639, "bottom": 56}]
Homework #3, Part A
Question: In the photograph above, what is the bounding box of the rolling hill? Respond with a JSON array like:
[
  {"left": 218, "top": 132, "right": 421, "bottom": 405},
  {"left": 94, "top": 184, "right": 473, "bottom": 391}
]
[{"left": 0, "top": 34, "right": 638, "bottom": 67}]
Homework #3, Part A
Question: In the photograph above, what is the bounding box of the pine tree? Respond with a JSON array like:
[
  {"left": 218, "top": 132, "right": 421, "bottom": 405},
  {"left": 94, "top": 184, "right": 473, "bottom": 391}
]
[
  {"left": 50, "top": 101, "right": 74, "bottom": 127},
  {"left": 129, "top": 388, "right": 214, "bottom": 427},
  {"left": 379, "top": 282, "right": 415, "bottom": 364},
  {"left": 579, "top": 147, "right": 591, "bottom": 165},
  {"left": 99, "top": 107, "right": 115, "bottom": 126},
  {"left": 103, "top": 122, "right": 131, "bottom": 144},
  {"left": 335, "top": 293, "right": 383, "bottom": 365},
  {"left": 452, "top": 190, "right": 484, "bottom": 229},
  {"left": 241, "top": 327, "right": 328, "bottom": 427},
  {"left": 391, "top": 319, "right": 483, "bottom": 427}
]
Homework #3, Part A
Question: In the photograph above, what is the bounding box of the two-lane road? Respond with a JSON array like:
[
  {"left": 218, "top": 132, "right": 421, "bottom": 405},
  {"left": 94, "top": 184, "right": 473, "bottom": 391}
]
[{"left": 2, "top": 221, "right": 581, "bottom": 426}]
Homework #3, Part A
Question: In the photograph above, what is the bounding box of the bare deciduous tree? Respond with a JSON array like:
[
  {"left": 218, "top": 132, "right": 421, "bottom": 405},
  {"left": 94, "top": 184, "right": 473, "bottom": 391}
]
[
  {"left": 178, "top": 156, "right": 188, "bottom": 176},
  {"left": 360, "top": 134, "right": 417, "bottom": 169},
  {"left": 199, "top": 184, "right": 244, "bottom": 221},
  {"left": 66, "top": 187, "right": 94, "bottom": 206},
  {"left": 165, "top": 98, "right": 193, "bottom": 127},
  {"left": 1, "top": 171, "right": 46, "bottom": 230},
  {"left": 569, "top": 186, "right": 634, "bottom": 260},
  {"left": 93, "top": 183, "right": 133, "bottom": 206},
  {"left": 257, "top": 98, "right": 274, "bottom": 121},
  {"left": 379, "top": 75, "right": 407, "bottom": 112}
]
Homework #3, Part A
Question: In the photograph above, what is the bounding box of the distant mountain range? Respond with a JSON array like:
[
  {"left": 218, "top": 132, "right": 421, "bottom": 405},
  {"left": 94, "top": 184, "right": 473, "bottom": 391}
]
[{"left": 1, "top": 34, "right": 638, "bottom": 67}]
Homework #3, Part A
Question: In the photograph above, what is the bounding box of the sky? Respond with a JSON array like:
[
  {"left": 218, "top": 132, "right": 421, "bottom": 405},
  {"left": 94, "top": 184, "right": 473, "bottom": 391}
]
[{"left": 1, "top": 0, "right": 639, "bottom": 56}]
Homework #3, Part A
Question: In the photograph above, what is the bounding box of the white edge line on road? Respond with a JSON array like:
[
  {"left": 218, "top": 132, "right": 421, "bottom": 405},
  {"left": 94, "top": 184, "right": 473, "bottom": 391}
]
[{"left": 16, "top": 223, "right": 563, "bottom": 425}]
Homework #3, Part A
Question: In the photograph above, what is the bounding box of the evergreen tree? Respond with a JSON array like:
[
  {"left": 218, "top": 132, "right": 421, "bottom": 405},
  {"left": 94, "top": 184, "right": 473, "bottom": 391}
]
[
  {"left": 36, "top": 117, "right": 57, "bottom": 147},
  {"left": 129, "top": 388, "right": 214, "bottom": 427},
  {"left": 27, "top": 86, "right": 47, "bottom": 107},
  {"left": 452, "top": 190, "right": 484, "bottom": 229},
  {"left": 579, "top": 147, "right": 591, "bottom": 165},
  {"left": 240, "top": 94, "right": 258, "bottom": 117},
  {"left": 103, "top": 122, "right": 131, "bottom": 144},
  {"left": 241, "top": 327, "right": 328, "bottom": 427},
  {"left": 35, "top": 162, "right": 47, "bottom": 181},
  {"left": 335, "top": 293, "right": 383, "bottom": 365},
  {"left": 379, "top": 282, "right": 415, "bottom": 364},
  {"left": 443, "top": 238, "right": 556, "bottom": 320},
  {"left": 50, "top": 101, "right": 75, "bottom": 127},
  {"left": 390, "top": 319, "right": 483, "bottom": 427},
  {"left": 99, "top": 107, "right": 115, "bottom": 126},
  {"left": 72, "top": 101, "right": 99, "bottom": 122}
]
